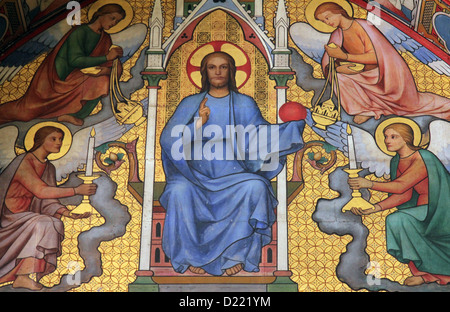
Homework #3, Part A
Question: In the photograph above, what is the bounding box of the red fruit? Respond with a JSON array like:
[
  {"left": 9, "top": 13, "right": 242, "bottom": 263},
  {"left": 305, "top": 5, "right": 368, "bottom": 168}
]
[{"left": 279, "top": 101, "right": 307, "bottom": 122}]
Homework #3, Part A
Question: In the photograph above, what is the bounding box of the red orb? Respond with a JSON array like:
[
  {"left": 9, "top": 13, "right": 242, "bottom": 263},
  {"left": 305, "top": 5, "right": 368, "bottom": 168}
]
[{"left": 279, "top": 101, "right": 307, "bottom": 122}]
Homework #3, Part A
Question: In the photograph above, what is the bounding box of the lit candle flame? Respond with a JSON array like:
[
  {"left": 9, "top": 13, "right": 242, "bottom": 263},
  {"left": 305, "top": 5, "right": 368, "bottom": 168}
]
[
  {"left": 90, "top": 127, "right": 96, "bottom": 137},
  {"left": 346, "top": 124, "right": 352, "bottom": 135}
]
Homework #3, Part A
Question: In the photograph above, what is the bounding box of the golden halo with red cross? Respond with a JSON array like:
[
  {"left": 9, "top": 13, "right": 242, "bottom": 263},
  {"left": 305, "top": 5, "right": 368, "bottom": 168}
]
[{"left": 186, "top": 41, "right": 252, "bottom": 90}]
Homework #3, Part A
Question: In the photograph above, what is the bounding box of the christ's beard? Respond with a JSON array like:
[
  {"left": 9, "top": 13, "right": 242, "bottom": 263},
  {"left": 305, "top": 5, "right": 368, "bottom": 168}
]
[{"left": 210, "top": 81, "right": 228, "bottom": 89}]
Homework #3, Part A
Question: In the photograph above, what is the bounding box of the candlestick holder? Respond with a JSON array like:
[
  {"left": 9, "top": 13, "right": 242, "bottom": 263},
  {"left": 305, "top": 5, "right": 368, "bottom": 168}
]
[
  {"left": 70, "top": 173, "right": 101, "bottom": 217},
  {"left": 341, "top": 168, "right": 374, "bottom": 212}
]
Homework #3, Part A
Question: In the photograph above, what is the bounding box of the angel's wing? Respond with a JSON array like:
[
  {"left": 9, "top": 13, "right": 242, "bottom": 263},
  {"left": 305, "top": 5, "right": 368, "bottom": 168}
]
[
  {"left": 368, "top": 12, "right": 450, "bottom": 76},
  {"left": 0, "top": 126, "right": 19, "bottom": 173},
  {"left": 0, "top": 22, "right": 147, "bottom": 84},
  {"left": 427, "top": 119, "right": 450, "bottom": 171},
  {"left": 310, "top": 120, "right": 349, "bottom": 153},
  {"left": 351, "top": 125, "right": 392, "bottom": 177},
  {"left": 53, "top": 117, "right": 127, "bottom": 181},
  {"left": 0, "top": 20, "right": 71, "bottom": 84},
  {"left": 289, "top": 22, "right": 330, "bottom": 63},
  {"left": 289, "top": 14, "right": 450, "bottom": 76},
  {"left": 308, "top": 118, "right": 391, "bottom": 177}
]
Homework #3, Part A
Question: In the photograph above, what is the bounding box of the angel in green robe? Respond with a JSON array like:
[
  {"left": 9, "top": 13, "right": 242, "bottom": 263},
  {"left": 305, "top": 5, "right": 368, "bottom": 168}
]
[
  {"left": 0, "top": 3, "right": 125, "bottom": 126},
  {"left": 349, "top": 122, "right": 450, "bottom": 286}
]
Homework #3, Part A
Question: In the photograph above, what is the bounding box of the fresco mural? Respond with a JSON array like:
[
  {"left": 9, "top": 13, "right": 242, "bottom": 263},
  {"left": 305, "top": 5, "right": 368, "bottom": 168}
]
[{"left": 0, "top": 0, "right": 449, "bottom": 295}]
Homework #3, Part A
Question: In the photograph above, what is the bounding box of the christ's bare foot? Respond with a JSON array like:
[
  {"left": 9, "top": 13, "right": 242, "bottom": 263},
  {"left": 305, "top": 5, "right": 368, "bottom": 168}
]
[
  {"left": 404, "top": 276, "right": 425, "bottom": 286},
  {"left": 188, "top": 266, "right": 206, "bottom": 274},
  {"left": 353, "top": 115, "right": 371, "bottom": 124},
  {"left": 12, "top": 275, "right": 43, "bottom": 291},
  {"left": 225, "top": 263, "right": 243, "bottom": 276},
  {"left": 57, "top": 115, "right": 84, "bottom": 126}
]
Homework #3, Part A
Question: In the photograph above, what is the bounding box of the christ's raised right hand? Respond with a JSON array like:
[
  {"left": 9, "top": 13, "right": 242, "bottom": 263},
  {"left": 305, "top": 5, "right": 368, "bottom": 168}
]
[{"left": 197, "top": 98, "right": 210, "bottom": 128}]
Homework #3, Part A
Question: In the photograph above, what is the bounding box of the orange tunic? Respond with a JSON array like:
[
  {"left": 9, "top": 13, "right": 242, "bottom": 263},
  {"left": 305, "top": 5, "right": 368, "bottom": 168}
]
[
  {"left": 323, "top": 19, "right": 450, "bottom": 120},
  {"left": 341, "top": 21, "right": 377, "bottom": 71},
  {"left": 373, "top": 151, "right": 428, "bottom": 210},
  {"left": 4, "top": 153, "right": 75, "bottom": 214},
  {"left": 0, "top": 153, "right": 73, "bottom": 283}
]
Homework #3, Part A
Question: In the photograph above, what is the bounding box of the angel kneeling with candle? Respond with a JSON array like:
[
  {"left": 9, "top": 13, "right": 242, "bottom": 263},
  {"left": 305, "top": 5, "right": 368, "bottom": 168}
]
[
  {"left": 0, "top": 125, "right": 96, "bottom": 290},
  {"left": 348, "top": 121, "right": 450, "bottom": 286}
]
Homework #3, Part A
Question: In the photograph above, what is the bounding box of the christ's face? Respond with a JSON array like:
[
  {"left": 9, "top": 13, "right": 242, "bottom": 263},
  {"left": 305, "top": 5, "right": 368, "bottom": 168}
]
[
  {"left": 316, "top": 11, "right": 341, "bottom": 28},
  {"left": 99, "top": 12, "right": 124, "bottom": 30},
  {"left": 42, "top": 131, "right": 64, "bottom": 154},
  {"left": 384, "top": 128, "right": 406, "bottom": 152},
  {"left": 206, "top": 55, "right": 230, "bottom": 90}
]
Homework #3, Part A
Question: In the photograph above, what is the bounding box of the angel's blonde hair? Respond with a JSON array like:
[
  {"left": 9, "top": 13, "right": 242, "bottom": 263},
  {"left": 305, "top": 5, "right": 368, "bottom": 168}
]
[{"left": 384, "top": 123, "right": 426, "bottom": 151}]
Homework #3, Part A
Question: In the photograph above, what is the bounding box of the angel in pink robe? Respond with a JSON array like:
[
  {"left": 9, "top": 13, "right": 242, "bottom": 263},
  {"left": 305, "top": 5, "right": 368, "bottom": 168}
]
[
  {"left": 315, "top": 2, "right": 450, "bottom": 124},
  {"left": 0, "top": 126, "right": 96, "bottom": 290}
]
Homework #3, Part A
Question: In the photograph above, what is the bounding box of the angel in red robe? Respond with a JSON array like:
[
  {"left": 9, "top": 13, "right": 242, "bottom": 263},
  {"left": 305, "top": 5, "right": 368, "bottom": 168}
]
[
  {"left": 315, "top": 2, "right": 450, "bottom": 124},
  {"left": 0, "top": 126, "right": 96, "bottom": 290}
]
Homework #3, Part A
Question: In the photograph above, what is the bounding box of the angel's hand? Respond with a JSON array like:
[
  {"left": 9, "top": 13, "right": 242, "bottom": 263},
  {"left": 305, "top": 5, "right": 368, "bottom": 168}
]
[
  {"left": 336, "top": 64, "right": 359, "bottom": 74},
  {"left": 324, "top": 44, "right": 347, "bottom": 60},
  {"left": 348, "top": 177, "right": 373, "bottom": 190},
  {"left": 106, "top": 46, "right": 123, "bottom": 61},
  {"left": 60, "top": 209, "right": 91, "bottom": 219},
  {"left": 69, "top": 212, "right": 92, "bottom": 219},
  {"left": 350, "top": 204, "right": 382, "bottom": 216}
]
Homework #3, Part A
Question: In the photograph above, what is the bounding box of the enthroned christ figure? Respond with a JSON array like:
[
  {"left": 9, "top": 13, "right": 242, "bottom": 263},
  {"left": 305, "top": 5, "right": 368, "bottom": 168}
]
[{"left": 159, "top": 50, "right": 307, "bottom": 276}]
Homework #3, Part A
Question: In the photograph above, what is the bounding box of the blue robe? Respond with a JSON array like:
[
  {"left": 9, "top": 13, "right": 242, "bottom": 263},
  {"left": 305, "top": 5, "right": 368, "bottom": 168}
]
[{"left": 160, "top": 91, "right": 305, "bottom": 275}]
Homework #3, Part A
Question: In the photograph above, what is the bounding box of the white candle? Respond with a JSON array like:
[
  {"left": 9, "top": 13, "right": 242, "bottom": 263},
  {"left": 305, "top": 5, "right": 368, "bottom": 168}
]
[
  {"left": 85, "top": 128, "right": 96, "bottom": 176},
  {"left": 347, "top": 125, "right": 357, "bottom": 169}
]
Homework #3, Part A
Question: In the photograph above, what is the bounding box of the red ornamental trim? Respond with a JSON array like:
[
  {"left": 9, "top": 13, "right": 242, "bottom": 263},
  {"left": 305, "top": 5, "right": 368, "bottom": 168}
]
[{"left": 135, "top": 270, "right": 155, "bottom": 277}]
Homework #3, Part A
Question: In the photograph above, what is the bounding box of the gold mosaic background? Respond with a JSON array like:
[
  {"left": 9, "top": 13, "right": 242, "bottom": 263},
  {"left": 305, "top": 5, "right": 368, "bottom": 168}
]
[{"left": 0, "top": 0, "right": 448, "bottom": 292}]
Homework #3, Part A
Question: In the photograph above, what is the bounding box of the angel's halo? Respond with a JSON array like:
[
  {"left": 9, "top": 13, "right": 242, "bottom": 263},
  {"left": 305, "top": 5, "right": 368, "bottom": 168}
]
[
  {"left": 375, "top": 117, "right": 422, "bottom": 156},
  {"left": 87, "top": 0, "right": 134, "bottom": 34},
  {"left": 24, "top": 122, "right": 73, "bottom": 161},
  {"left": 305, "top": 0, "right": 354, "bottom": 33}
]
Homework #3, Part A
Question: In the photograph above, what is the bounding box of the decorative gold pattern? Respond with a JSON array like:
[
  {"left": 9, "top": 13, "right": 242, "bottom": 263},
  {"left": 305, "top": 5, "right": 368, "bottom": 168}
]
[{"left": 0, "top": 0, "right": 447, "bottom": 292}]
